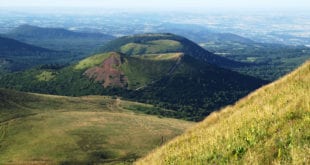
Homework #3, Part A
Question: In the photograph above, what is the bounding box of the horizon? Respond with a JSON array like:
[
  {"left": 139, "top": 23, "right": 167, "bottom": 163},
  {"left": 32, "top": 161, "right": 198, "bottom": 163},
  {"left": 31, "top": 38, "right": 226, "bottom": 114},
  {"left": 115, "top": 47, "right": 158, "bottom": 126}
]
[{"left": 1, "top": 0, "right": 310, "bottom": 12}]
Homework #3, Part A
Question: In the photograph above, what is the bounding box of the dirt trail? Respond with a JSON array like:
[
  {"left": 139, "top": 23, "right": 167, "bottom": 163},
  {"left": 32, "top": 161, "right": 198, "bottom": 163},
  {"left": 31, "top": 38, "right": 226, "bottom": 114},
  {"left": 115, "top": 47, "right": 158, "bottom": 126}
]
[{"left": 167, "top": 55, "right": 183, "bottom": 76}]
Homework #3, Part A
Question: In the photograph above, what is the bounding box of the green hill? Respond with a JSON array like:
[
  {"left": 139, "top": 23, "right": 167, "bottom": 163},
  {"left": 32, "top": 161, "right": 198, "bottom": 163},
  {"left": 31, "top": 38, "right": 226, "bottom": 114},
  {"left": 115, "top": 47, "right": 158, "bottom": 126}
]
[
  {"left": 0, "top": 50, "right": 265, "bottom": 121},
  {"left": 5, "top": 24, "right": 115, "bottom": 56},
  {"left": 0, "top": 36, "right": 50, "bottom": 53},
  {"left": 0, "top": 36, "right": 67, "bottom": 71},
  {"left": 0, "top": 88, "right": 193, "bottom": 164},
  {"left": 137, "top": 61, "right": 310, "bottom": 164},
  {"left": 8, "top": 24, "right": 113, "bottom": 40},
  {"left": 100, "top": 33, "right": 246, "bottom": 68}
]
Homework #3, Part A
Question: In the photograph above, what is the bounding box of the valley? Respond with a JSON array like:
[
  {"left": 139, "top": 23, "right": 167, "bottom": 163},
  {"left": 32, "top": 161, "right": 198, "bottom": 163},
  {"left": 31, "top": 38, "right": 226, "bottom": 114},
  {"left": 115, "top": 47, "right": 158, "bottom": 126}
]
[{"left": 0, "top": 89, "right": 193, "bottom": 164}]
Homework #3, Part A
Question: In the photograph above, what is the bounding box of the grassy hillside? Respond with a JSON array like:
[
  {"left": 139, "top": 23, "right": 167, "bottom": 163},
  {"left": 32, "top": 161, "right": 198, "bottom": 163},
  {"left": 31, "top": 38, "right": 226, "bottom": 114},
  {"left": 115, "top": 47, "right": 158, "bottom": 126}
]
[
  {"left": 137, "top": 61, "right": 310, "bottom": 164},
  {"left": 100, "top": 33, "right": 245, "bottom": 68},
  {"left": 0, "top": 89, "right": 193, "bottom": 164},
  {"left": 0, "top": 51, "right": 265, "bottom": 121}
]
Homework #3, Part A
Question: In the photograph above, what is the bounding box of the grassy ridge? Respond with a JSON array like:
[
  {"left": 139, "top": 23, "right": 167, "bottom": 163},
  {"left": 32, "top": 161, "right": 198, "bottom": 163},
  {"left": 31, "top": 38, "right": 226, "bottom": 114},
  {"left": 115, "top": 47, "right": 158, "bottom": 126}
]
[
  {"left": 137, "top": 61, "right": 310, "bottom": 164},
  {"left": 134, "top": 53, "right": 183, "bottom": 61},
  {"left": 0, "top": 89, "right": 193, "bottom": 164},
  {"left": 120, "top": 40, "right": 183, "bottom": 55}
]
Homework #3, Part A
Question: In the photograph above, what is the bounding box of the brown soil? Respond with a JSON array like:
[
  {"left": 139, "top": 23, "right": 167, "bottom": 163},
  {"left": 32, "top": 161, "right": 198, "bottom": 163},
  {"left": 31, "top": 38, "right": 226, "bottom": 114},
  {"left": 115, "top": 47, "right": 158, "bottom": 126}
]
[{"left": 84, "top": 53, "right": 128, "bottom": 88}]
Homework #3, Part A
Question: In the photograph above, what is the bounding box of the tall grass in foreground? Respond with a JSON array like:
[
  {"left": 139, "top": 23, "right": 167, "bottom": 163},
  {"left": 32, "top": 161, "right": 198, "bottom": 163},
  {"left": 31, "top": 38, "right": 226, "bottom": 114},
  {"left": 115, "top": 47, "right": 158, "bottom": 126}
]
[{"left": 137, "top": 61, "right": 310, "bottom": 164}]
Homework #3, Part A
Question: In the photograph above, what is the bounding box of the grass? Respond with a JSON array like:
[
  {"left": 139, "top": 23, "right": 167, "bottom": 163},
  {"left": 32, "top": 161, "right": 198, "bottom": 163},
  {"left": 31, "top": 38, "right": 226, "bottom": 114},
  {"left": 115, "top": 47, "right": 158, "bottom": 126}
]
[
  {"left": 0, "top": 89, "right": 193, "bottom": 164},
  {"left": 147, "top": 40, "right": 182, "bottom": 52},
  {"left": 120, "top": 39, "right": 183, "bottom": 55},
  {"left": 120, "top": 55, "right": 179, "bottom": 89},
  {"left": 120, "top": 43, "right": 147, "bottom": 55},
  {"left": 135, "top": 53, "right": 183, "bottom": 61},
  {"left": 136, "top": 60, "right": 310, "bottom": 165},
  {"left": 74, "top": 53, "right": 112, "bottom": 70},
  {"left": 36, "top": 71, "right": 56, "bottom": 81}
]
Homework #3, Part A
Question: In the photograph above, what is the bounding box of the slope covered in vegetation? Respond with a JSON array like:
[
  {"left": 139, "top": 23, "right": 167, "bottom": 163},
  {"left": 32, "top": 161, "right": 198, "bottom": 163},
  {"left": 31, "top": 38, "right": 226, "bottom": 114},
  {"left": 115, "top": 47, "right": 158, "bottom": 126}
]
[
  {"left": 137, "top": 61, "right": 310, "bottom": 164},
  {"left": 0, "top": 50, "right": 265, "bottom": 121},
  {"left": 0, "top": 89, "right": 193, "bottom": 164}
]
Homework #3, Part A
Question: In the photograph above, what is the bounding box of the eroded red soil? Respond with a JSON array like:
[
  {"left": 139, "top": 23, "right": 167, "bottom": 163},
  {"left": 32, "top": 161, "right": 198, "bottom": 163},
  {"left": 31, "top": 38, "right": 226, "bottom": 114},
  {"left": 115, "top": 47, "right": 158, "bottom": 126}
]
[{"left": 84, "top": 53, "right": 128, "bottom": 88}]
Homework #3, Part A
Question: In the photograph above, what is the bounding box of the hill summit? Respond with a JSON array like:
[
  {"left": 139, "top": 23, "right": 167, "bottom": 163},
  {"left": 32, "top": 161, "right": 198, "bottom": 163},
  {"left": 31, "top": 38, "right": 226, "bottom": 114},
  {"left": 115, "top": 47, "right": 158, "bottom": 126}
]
[
  {"left": 100, "top": 33, "right": 246, "bottom": 68},
  {"left": 137, "top": 61, "right": 310, "bottom": 164}
]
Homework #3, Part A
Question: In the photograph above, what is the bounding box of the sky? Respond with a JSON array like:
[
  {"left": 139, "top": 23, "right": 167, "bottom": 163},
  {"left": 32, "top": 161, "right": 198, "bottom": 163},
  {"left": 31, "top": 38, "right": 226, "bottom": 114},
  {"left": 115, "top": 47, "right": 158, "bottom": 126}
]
[{"left": 1, "top": 0, "right": 309, "bottom": 11}]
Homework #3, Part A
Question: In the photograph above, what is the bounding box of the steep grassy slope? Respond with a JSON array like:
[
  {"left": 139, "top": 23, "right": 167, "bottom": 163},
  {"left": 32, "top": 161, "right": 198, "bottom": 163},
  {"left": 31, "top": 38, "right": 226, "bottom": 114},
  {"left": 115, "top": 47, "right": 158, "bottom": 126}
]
[
  {"left": 137, "top": 61, "right": 310, "bottom": 164},
  {"left": 0, "top": 89, "right": 193, "bottom": 164},
  {"left": 0, "top": 51, "right": 265, "bottom": 121},
  {"left": 100, "top": 33, "right": 245, "bottom": 68}
]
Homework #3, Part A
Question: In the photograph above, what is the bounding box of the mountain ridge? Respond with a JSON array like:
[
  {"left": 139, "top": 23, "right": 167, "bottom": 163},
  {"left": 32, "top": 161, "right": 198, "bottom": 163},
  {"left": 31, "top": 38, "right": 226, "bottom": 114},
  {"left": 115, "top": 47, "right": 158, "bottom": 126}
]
[
  {"left": 4, "top": 24, "right": 115, "bottom": 57},
  {"left": 7, "top": 24, "right": 114, "bottom": 39},
  {"left": 0, "top": 36, "right": 52, "bottom": 53},
  {"left": 0, "top": 36, "right": 67, "bottom": 71}
]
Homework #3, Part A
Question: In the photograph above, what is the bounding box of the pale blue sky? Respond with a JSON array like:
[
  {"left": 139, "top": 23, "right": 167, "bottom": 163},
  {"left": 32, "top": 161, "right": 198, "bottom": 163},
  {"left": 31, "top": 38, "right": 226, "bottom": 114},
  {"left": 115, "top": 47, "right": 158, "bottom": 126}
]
[{"left": 1, "top": 0, "right": 309, "bottom": 10}]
